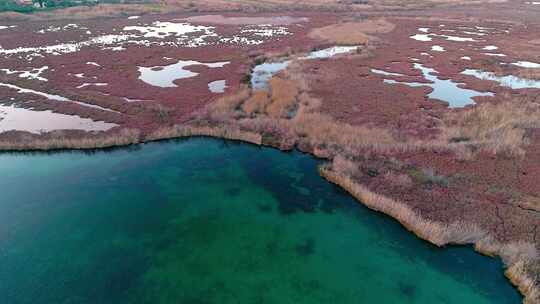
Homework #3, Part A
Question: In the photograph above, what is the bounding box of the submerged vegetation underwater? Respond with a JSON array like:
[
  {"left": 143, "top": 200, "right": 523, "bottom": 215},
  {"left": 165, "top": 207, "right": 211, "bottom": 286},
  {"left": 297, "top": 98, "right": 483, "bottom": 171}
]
[
  {"left": 0, "top": 0, "right": 539, "bottom": 302},
  {"left": 0, "top": 138, "right": 521, "bottom": 303}
]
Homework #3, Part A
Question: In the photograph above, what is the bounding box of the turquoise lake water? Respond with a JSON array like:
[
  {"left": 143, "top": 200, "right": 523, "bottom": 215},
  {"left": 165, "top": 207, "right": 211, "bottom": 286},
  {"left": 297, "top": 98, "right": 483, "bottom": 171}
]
[{"left": 0, "top": 138, "right": 521, "bottom": 303}]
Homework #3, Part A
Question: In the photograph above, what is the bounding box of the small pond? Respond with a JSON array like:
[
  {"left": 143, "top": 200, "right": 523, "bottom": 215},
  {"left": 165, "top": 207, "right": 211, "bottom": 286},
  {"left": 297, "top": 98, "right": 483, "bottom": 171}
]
[
  {"left": 462, "top": 69, "right": 540, "bottom": 89},
  {"left": 138, "top": 60, "right": 229, "bottom": 88},
  {"left": 380, "top": 63, "right": 494, "bottom": 107},
  {"left": 0, "top": 104, "right": 117, "bottom": 133}
]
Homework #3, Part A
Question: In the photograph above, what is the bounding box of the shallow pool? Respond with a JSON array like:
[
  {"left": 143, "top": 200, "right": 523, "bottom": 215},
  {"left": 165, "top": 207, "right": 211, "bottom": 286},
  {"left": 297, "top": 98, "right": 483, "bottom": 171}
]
[
  {"left": 381, "top": 63, "right": 493, "bottom": 107},
  {"left": 138, "top": 60, "right": 229, "bottom": 88},
  {"left": 462, "top": 69, "right": 540, "bottom": 89}
]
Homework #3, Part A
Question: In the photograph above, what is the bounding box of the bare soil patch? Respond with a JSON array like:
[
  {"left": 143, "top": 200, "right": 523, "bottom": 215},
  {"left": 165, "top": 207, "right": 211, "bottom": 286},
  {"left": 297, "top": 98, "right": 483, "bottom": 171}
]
[{"left": 308, "top": 18, "right": 395, "bottom": 45}]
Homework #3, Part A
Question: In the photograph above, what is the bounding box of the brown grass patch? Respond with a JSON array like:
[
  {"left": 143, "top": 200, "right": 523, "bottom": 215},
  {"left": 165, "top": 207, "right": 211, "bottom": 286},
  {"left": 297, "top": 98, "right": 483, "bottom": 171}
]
[
  {"left": 512, "top": 195, "right": 540, "bottom": 212},
  {"left": 203, "top": 87, "right": 250, "bottom": 121},
  {"left": 266, "top": 78, "right": 299, "bottom": 118},
  {"left": 505, "top": 259, "right": 540, "bottom": 304},
  {"left": 323, "top": 164, "right": 540, "bottom": 304},
  {"left": 441, "top": 101, "right": 540, "bottom": 157},
  {"left": 0, "top": 128, "right": 140, "bottom": 151},
  {"left": 292, "top": 110, "right": 397, "bottom": 152},
  {"left": 147, "top": 124, "right": 262, "bottom": 145},
  {"left": 308, "top": 18, "right": 395, "bottom": 45},
  {"left": 383, "top": 171, "right": 414, "bottom": 188},
  {"left": 242, "top": 90, "right": 270, "bottom": 115},
  {"left": 321, "top": 164, "right": 487, "bottom": 246}
]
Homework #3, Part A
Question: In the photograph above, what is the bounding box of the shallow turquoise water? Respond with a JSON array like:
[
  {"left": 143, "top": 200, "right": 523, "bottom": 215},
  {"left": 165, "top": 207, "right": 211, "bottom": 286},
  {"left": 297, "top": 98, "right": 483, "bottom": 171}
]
[{"left": 0, "top": 138, "right": 520, "bottom": 304}]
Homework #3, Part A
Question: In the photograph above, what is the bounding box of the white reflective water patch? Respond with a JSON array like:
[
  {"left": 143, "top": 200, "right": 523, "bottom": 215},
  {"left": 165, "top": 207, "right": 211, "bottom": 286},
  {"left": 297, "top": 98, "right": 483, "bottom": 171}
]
[
  {"left": 431, "top": 45, "right": 445, "bottom": 52},
  {"left": 482, "top": 45, "right": 498, "bottom": 50},
  {"left": 123, "top": 97, "right": 147, "bottom": 103},
  {"left": 208, "top": 80, "right": 227, "bottom": 93},
  {"left": 0, "top": 104, "right": 117, "bottom": 134},
  {"left": 371, "top": 69, "right": 405, "bottom": 77},
  {"left": 475, "top": 26, "right": 495, "bottom": 31},
  {"left": 251, "top": 61, "right": 291, "bottom": 90},
  {"left": 240, "top": 25, "right": 290, "bottom": 37},
  {"left": 37, "top": 23, "right": 79, "bottom": 34},
  {"left": 104, "top": 46, "right": 126, "bottom": 51},
  {"left": 76, "top": 83, "right": 108, "bottom": 89},
  {"left": 462, "top": 31, "right": 487, "bottom": 36},
  {"left": 0, "top": 83, "right": 120, "bottom": 113},
  {"left": 2, "top": 22, "right": 293, "bottom": 60},
  {"left": 439, "top": 35, "right": 476, "bottom": 42},
  {"left": 219, "top": 36, "right": 263, "bottom": 45},
  {"left": 0, "top": 83, "right": 69, "bottom": 101},
  {"left": 87, "top": 62, "right": 101, "bottom": 67},
  {"left": 0, "top": 66, "right": 48, "bottom": 81},
  {"left": 418, "top": 27, "right": 429, "bottom": 33},
  {"left": 138, "top": 60, "right": 229, "bottom": 88},
  {"left": 302, "top": 46, "right": 358, "bottom": 59},
  {"left": 384, "top": 63, "right": 493, "bottom": 108},
  {"left": 128, "top": 16, "right": 140, "bottom": 20},
  {"left": 0, "top": 25, "right": 16, "bottom": 30},
  {"left": 511, "top": 61, "right": 540, "bottom": 68},
  {"left": 483, "top": 53, "right": 506, "bottom": 57},
  {"left": 411, "top": 30, "right": 477, "bottom": 43},
  {"left": 461, "top": 56, "right": 471, "bottom": 60},
  {"left": 462, "top": 69, "right": 540, "bottom": 89},
  {"left": 410, "top": 34, "right": 432, "bottom": 41},
  {"left": 123, "top": 22, "right": 215, "bottom": 39},
  {"left": 0, "top": 34, "right": 133, "bottom": 58}
]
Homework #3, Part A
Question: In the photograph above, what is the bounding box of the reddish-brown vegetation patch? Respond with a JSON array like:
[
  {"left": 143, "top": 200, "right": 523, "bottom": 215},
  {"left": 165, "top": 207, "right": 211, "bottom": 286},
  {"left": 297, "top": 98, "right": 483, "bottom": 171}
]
[{"left": 1, "top": 4, "right": 539, "bottom": 302}]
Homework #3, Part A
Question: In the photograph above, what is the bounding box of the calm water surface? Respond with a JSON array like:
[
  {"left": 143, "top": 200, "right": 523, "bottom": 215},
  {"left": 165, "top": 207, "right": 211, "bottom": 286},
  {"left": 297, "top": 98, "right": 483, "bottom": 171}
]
[{"left": 0, "top": 138, "right": 520, "bottom": 304}]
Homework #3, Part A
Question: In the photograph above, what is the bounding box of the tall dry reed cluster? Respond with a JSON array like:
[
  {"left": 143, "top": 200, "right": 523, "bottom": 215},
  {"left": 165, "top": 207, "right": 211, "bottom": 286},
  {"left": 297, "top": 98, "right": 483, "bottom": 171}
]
[
  {"left": 190, "top": 25, "right": 540, "bottom": 304},
  {"left": 441, "top": 101, "right": 540, "bottom": 157},
  {"left": 321, "top": 160, "right": 540, "bottom": 304},
  {"left": 0, "top": 128, "right": 141, "bottom": 151},
  {"left": 321, "top": 160, "right": 488, "bottom": 246},
  {"left": 147, "top": 124, "right": 262, "bottom": 145},
  {"left": 197, "top": 66, "right": 404, "bottom": 156}
]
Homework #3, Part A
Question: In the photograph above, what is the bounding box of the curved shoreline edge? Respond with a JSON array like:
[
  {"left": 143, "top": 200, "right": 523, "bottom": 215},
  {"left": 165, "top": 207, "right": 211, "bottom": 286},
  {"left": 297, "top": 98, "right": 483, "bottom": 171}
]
[
  {"left": 319, "top": 167, "right": 539, "bottom": 304},
  {"left": 0, "top": 125, "right": 537, "bottom": 303}
]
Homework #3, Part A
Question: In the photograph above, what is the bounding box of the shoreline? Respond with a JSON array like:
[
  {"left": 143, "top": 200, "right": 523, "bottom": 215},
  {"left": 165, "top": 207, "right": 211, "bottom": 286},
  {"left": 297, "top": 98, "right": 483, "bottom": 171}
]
[
  {"left": 1, "top": 7, "right": 539, "bottom": 302},
  {"left": 0, "top": 126, "right": 537, "bottom": 303},
  {"left": 319, "top": 166, "right": 539, "bottom": 304}
]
